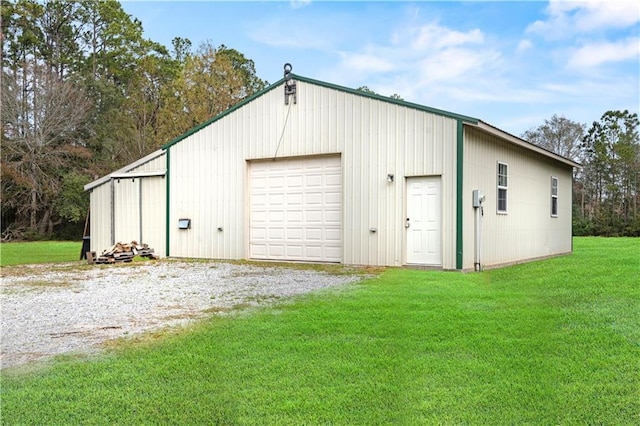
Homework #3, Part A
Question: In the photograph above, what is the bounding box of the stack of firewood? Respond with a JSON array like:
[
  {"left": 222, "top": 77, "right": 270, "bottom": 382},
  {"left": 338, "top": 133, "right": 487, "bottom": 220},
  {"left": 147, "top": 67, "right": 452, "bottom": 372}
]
[{"left": 87, "top": 241, "right": 159, "bottom": 264}]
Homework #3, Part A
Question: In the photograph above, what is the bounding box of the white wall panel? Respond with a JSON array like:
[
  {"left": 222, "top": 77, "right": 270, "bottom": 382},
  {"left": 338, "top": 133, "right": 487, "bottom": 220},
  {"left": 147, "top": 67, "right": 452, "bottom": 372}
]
[
  {"left": 89, "top": 183, "right": 111, "bottom": 254},
  {"left": 87, "top": 150, "right": 166, "bottom": 255},
  {"left": 113, "top": 178, "right": 140, "bottom": 243},
  {"left": 168, "top": 81, "right": 458, "bottom": 266},
  {"left": 141, "top": 176, "right": 166, "bottom": 257},
  {"left": 462, "top": 125, "right": 573, "bottom": 269}
]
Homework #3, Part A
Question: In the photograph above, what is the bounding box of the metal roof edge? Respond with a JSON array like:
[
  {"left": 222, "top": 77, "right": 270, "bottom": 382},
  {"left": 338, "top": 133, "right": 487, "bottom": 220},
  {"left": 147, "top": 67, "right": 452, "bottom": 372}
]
[
  {"left": 161, "top": 79, "right": 285, "bottom": 150},
  {"left": 294, "top": 74, "right": 480, "bottom": 124},
  {"left": 161, "top": 74, "right": 480, "bottom": 152},
  {"left": 84, "top": 149, "right": 166, "bottom": 191},
  {"left": 469, "top": 120, "right": 582, "bottom": 168}
]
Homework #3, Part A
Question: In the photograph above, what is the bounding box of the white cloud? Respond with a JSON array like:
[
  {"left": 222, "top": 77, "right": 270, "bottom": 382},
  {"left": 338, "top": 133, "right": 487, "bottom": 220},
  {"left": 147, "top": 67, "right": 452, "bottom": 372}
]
[
  {"left": 411, "top": 23, "right": 484, "bottom": 50},
  {"left": 527, "top": 0, "right": 640, "bottom": 38},
  {"left": 417, "top": 48, "right": 500, "bottom": 83},
  {"left": 290, "top": 0, "right": 311, "bottom": 10},
  {"left": 331, "top": 20, "right": 498, "bottom": 92},
  {"left": 516, "top": 39, "right": 533, "bottom": 53},
  {"left": 567, "top": 37, "right": 640, "bottom": 68},
  {"left": 250, "top": 20, "right": 330, "bottom": 50},
  {"left": 338, "top": 51, "right": 396, "bottom": 73}
]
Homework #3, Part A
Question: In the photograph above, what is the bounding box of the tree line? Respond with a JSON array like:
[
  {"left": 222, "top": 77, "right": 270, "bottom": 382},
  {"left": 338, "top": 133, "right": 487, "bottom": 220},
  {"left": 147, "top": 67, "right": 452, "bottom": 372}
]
[
  {"left": 523, "top": 111, "right": 640, "bottom": 236},
  {"left": 2, "top": 1, "right": 638, "bottom": 240},
  {"left": 1, "top": 0, "right": 267, "bottom": 240}
]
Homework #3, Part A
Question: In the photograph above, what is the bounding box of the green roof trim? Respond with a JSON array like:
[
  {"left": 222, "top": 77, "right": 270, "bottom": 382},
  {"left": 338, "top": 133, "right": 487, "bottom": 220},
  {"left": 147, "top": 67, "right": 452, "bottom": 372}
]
[
  {"left": 161, "top": 74, "right": 480, "bottom": 150},
  {"left": 162, "top": 79, "right": 282, "bottom": 150},
  {"left": 295, "top": 74, "right": 480, "bottom": 123}
]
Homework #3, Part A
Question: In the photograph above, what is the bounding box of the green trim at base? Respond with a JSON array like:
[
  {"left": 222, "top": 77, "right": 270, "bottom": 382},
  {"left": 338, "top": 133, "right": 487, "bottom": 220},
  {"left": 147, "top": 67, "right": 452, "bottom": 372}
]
[{"left": 456, "top": 120, "right": 464, "bottom": 270}]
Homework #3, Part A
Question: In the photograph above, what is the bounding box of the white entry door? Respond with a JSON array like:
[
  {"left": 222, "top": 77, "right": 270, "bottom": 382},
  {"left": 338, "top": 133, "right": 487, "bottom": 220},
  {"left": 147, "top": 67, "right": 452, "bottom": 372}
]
[{"left": 406, "top": 176, "right": 442, "bottom": 265}]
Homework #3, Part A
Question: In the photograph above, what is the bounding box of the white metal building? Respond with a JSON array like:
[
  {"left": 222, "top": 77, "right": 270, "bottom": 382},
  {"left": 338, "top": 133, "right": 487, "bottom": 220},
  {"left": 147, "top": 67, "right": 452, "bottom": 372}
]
[{"left": 85, "top": 74, "right": 579, "bottom": 270}]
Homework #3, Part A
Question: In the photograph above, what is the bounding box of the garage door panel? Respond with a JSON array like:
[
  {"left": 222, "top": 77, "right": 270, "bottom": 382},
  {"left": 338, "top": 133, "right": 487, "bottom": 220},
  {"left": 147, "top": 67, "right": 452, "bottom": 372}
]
[
  {"left": 268, "top": 228, "right": 285, "bottom": 240},
  {"left": 305, "top": 192, "right": 323, "bottom": 204},
  {"left": 287, "top": 175, "right": 304, "bottom": 188},
  {"left": 286, "top": 228, "right": 303, "bottom": 239},
  {"left": 305, "top": 228, "right": 323, "bottom": 241},
  {"left": 325, "top": 192, "right": 341, "bottom": 204},
  {"left": 325, "top": 246, "right": 341, "bottom": 259},
  {"left": 305, "top": 246, "right": 323, "bottom": 259},
  {"left": 250, "top": 156, "right": 342, "bottom": 262},
  {"left": 286, "top": 210, "right": 303, "bottom": 222},
  {"left": 287, "top": 193, "right": 303, "bottom": 205},
  {"left": 268, "top": 176, "right": 285, "bottom": 188},
  {"left": 306, "top": 174, "right": 323, "bottom": 187},
  {"left": 286, "top": 245, "right": 303, "bottom": 257},
  {"left": 305, "top": 211, "right": 322, "bottom": 223},
  {"left": 326, "top": 174, "right": 341, "bottom": 186},
  {"left": 325, "top": 228, "right": 342, "bottom": 241},
  {"left": 268, "top": 245, "right": 285, "bottom": 258},
  {"left": 252, "top": 211, "right": 267, "bottom": 223},
  {"left": 268, "top": 211, "right": 285, "bottom": 222},
  {"left": 325, "top": 209, "right": 341, "bottom": 223}
]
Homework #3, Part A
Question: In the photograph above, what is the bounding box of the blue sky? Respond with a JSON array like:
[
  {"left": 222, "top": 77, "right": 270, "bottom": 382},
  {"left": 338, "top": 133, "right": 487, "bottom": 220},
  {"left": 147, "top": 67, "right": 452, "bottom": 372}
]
[{"left": 121, "top": 0, "right": 640, "bottom": 136}]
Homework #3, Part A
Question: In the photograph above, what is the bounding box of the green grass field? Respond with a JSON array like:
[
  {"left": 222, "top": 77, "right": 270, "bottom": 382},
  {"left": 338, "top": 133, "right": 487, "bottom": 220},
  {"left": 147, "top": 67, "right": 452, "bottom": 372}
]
[
  {"left": 0, "top": 241, "right": 81, "bottom": 266},
  {"left": 1, "top": 237, "right": 638, "bottom": 424}
]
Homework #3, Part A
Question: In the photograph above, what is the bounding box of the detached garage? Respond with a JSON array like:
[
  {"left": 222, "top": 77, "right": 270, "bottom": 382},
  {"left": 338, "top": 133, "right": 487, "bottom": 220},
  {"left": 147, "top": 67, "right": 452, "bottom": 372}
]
[{"left": 85, "top": 72, "right": 579, "bottom": 270}]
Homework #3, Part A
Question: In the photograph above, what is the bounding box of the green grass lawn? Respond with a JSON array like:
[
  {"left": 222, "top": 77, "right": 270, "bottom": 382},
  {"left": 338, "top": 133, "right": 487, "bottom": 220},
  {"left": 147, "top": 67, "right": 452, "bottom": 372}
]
[
  {"left": 0, "top": 241, "right": 81, "bottom": 266},
  {"left": 1, "top": 237, "right": 638, "bottom": 424}
]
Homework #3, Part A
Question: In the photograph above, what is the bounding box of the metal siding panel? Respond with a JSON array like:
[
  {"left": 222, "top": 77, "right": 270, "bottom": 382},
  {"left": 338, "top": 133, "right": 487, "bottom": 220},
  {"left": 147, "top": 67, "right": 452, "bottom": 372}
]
[
  {"left": 339, "top": 91, "right": 457, "bottom": 266},
  {"left": 129, "top": 155, "right": 165, "bottom": 173},
  {"left": 141, "top": 176, "right": 166, "bottom": 257},
  {"left": 167, "top": 80, "right": 458, "bottom": 266},
  {"left": 170, "top": 91, "right": 274, "bottom": 260},
  {"left": 88, "top": 151, "right": 166, "bottom": 255},
  {"left": 89, "top": 183, "right": 112, "bottom": 254},
  {"left": 462, "top": 126, "right": 574, "bottom": 269},
  {"left": 113, "top": 178, "right": 140, "bottom": 243}
]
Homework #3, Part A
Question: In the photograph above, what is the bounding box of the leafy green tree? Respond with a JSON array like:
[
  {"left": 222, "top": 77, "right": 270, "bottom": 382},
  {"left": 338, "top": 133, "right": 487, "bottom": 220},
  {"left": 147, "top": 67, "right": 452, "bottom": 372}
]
[
  {"left": 156, "top": 42, "right": 267, "bottom": 143},
  {"left": 55, "top": 171, "right": 90, "bottom": 223},
  {"left": 357, "top": 85, "right": 403, "bottom": 100},
  {"left": 356, "top": 85, "right": 376, "bottom": 94},
  {"left": 1, "top": 0, "right": 269, "bottom": 240},
  {"left": 75, "top": 0, "right": 177, "bottom": 169},
  {"left": 582, "top": 110, "right": 640, "bottom": 235}
]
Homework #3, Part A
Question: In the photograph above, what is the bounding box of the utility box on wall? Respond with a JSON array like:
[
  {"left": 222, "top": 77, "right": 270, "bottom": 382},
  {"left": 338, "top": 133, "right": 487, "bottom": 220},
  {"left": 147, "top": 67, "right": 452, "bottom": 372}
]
[{"left": 472, "top": 190, "right": 485, "bottom": 208}]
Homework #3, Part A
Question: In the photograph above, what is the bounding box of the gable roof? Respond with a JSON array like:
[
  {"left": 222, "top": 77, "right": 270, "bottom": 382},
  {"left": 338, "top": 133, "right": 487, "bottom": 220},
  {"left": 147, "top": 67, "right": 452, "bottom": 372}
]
[
  {"left": 162, "top": 74, "right": 479, "bottom": 150},
  {"left": 468, "top": 120, "right": 581, "bottom": 168},
  {"left": 84, "top": 149, "right": 166, "bottom": 191},
  {"left": 160, "top": 74, "right": 579, "bottom": 169}
]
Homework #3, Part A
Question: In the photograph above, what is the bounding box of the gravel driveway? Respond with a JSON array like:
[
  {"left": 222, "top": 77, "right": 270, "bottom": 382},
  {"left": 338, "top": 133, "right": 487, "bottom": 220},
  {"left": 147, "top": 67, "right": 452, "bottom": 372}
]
[{"left": 1, "top": 260, "right": 365, "bottom": 369}]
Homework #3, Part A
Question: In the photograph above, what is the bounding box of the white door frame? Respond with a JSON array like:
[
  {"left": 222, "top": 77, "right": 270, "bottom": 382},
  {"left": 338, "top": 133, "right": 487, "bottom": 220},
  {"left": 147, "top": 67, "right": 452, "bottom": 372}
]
[{"left": 405, "top": 175, "right": 442, "bottom": 266}]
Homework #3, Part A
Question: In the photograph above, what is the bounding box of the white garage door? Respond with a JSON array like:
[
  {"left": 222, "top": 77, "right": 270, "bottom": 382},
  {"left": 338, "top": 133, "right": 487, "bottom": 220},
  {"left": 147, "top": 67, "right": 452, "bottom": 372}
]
[{"left": 250, "top": 156, "right": 342, "bottom": 262}]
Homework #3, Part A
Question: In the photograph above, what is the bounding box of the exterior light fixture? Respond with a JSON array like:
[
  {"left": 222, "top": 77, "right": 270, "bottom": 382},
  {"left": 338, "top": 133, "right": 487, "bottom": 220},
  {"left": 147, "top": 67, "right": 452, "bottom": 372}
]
[
  {"left": 387, "top": 174, "right": 394, "bottom": 183},
  {"left": 284, "top": 63, "right": 297, "bottom": 105}
]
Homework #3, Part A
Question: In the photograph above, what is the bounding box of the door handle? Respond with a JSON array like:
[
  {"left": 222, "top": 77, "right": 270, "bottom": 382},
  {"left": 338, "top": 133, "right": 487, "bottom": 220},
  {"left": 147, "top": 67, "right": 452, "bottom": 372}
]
[{"left": 405, "top": 218, "right": 410, "bottom": 228}]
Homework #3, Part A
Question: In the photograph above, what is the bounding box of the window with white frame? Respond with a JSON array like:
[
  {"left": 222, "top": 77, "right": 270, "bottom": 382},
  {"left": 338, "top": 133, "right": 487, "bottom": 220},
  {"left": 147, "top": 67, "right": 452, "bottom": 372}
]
[
  {"left": 551, "top": 176, "right": 558, "bottom": 217},
  {"left": 497, "top": 162, "right": 508, "bottom": 213}
]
